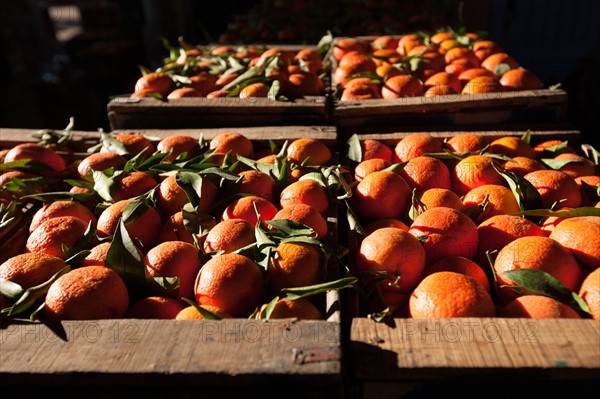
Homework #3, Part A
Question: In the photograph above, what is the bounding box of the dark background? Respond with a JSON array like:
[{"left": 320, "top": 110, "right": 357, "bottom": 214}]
[{"left": 1, "top": 0, "right": 599, "bottom": 144}]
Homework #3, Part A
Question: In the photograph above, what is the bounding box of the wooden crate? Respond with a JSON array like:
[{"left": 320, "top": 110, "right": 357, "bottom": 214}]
[
  {"left": 0, "top": 126, "right": 344, "bottom": 397},
  {"left": 107, "top": 96, "right": 330, "bottom": 130}
]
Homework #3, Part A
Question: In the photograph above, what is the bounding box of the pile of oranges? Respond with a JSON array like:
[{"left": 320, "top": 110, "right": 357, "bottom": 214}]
[
  {"left": 132, "top": 44, "right": 325, "bottom": 100},
  {"left": 347, "top": 133, "right": 599, "bottom": 320},
  {"left": 0, "top": 130, "right": 343, "bottom": 321},
  {"left": 333, "top": 30, "right": 545, "bottom": 101}
]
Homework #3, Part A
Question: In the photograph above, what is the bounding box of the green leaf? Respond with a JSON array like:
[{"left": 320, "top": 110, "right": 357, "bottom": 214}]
[
  {"left": 223, "top": 55, "right": 277, "bottom": 91},
  {"left": 92, "top": 170, "right": 115, "bottom": 202},
  {"left": 494, "top": 164, "right": 542, "bottom": 211},
  {"left": 65, "top": 179, "right": 94, "bottom": 189},
  {"left": 383, "top": 162, "right": 408, "bottom": 174},
  {"left": 280, "top": 277, "right": 358, "bottom": 300},
  {"left": 146, "top": 277, "right": 181, "bottom": 299},
  {"left": 100, "top": 132, "right": 129, "bottom": 155},
  {"left": 258, "top": 296, "right": 280, "bottom": 320},
  {"left": 62, "top": 221, "right": 97, "bottom": 260},
  {"left": 236, "top": 155, "right": 275, "bottom": 175},
  {"left": 581, "top": 144, "right": 599, "bottom": 165},
  {"left": 520, "top": 130, "right": 531, "bottom": 144},
  {"left": 267, "top": 79, "right": 280, "bottom": 100},
  {"left": 494, "top": 63, "right": 511, "bottom": 77},
  {"left": 407, "top": 188, "right": 427, "bottom": 222},
  {"left": 64, "top": 250, "right": 91, "bottom": 268},
  {"left": 346, "top": 134, "right": 362, "bottom": 163},
  {"left": 198, "top": 167, "right": 240, "bottom": 181},
  {"left": 181, "top": 297, "right": 223, "bottom": 320},
  {"left": 105, "top": 219, "right": 146, "bottom": 284},
  {"left": 266, "top": 219, "right": 316, "bottom": 237},
  {"left": 581, "top": 181, "right": 600, "bottom": 202},
  {"left": 541, "top": 158, "right": 582, "bottom": 170},
  {"left": 299, "top": 172, "right": 327, "bottom": 188},
  {"left": 122, "top": 197, "right": 149, "bottom": 224},
  {"left": 0, "top": 159, "right": 53, "bottom": 173},
  {"left": 175, "top": 171, "right": 203, "bottom": 208},
  {"left": 0, "top": 278, "right": 24, "bottom": 300},
  {"left": 548, "top": 83, "right": 562, "bottom": 90},
  {"left": 21, "top": 191, "right": 96, "bottom": 203},
  {"left": 502, "top": 269, "right": 591, "bottom": 316},
  {"left": 510, "top": 207, "right": 600, "bottom": 218},
  {"left": 345, "top": 199, "right": 365, "bottom": 238}
]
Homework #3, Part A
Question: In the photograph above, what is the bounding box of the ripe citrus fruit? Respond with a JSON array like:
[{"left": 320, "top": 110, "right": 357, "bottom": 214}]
[
  {"left": 489, "top": 136, "right": 536, "bottom": 159},
  {"left": 222, "top": 195, "right": 279, "bottom": 226},
  {"left": 80, "top": 242, "right": 111, "bottom": 267},
  {"left": 0, "top": 253, "right": 67, "bottom": 289},
  {"left": 417, "top": 188, "right": 465, "bottom": 212},
  {"left": 77, "top": 152, "right": 127, "bottom": 177},
  {"left": 393, "top": 134, "right": 443, "bottom": 163},
  {"left": 126, "top": 296, "right": 186, "bottom": 319},
  {"left": 102, "top": 133, "right": 155, "bottom": 156},
  {"left": 579, "top": 268, "right": 600, "bottom": 320},
  {"left": 97, "top": 199, "right": 162, "bottom": 250},
  {"left": 29, "top": 201, "right": 96, "bottom": 233},
  {"left": 461, "top": 76, "right": 503, "bottom": 94},
  {"left": 203, "top": 218, "right": 256, "bottom": 254},
  {"left": 551, "top": 153, "right": 597, "bottom": 178},
  {"left": 524, "top": 170, "right": 582, "bottom": 208},
  {"left": 4, "top": 143, "right": 66, "bottom": 175},
  {"left": 354, "top": 158, "right": 391, "bottom": 181},
  {"left": 157, "top": 135, "right": 199, "bottom": 161},
  {"left": 502, "top": 156, "right": 545, "bottom": 177},
  {"left": 425, "top": 256, "right": 491, "bottom": 293},
  {"left": 209, "top": 132, "right": 253, "bottom": 160},
  {"left": 286, "top": 138, "right": 332, "bottom": 166},
  {"left": 271, "top": 203, "right": 328, "bottom": 240},
  {"left": 156, "top": 174, "right": 218, "bottom": 217},
  {"left": 257, "top": 298, "right": 323, "bottom": 320},
  {"left": 462, "top": 184, "right": 521, "bottom": 221},
  {"left": 26, "top": 216, "right": 89, "bottom": 259},
  {"left": 381, "top": 75, "right": 423, "bottom": 98},
  {"left": 499, "top": 68, "right": 543, "bottom": 91},
  {"left": 363, "top": 219, "right": 409, "bottom": 235},
  {"left": 353, "top": 170, "right": 411, "bottom": 222},
  {"left": 268, "top": 242, "right": 322, "bottom": 294},
  {"left": 237, "top": 170, "right": 275, "bottom": 201},
  {"left": 175, "top": 305, "right": 231, "bottom": 319},
  {"left": 361, "top": 139, "right": 393, "bottom": 163},
  {"left": 112, "top": 171, "right": 158, "bottom": 202},
  {"left": 445, "top": 133, "right": 489, "bottom": 153},
  {"left": 500, "top": 295, "right": 580, "bottom": 318},
  {"left": 549, "top": 216, "right": 600, "bottom": 269},
  {"left": 280, "top": 179, "right": 330, "bottom": 215},
  {"left": 451, "top": 154, "right": 505, "bottom": 196},
  {"left": 400, "top": 156, "right": 451, "bottom": 192}
]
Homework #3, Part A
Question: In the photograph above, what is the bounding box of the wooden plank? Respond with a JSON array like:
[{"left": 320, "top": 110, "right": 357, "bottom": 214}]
[{"left": 350, "top": 317, "right": 600, "bottom": 381}]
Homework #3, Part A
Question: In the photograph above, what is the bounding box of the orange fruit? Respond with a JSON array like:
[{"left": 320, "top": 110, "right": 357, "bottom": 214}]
[
  {"left": 533, "top": 140, "right": 576, "bottom": 159},
  {"left": 156, "top": 174, "right": 218, "bottom": 217},
  {"left": 425, "top": 256, "right": 491, "bottom": 293},
  {"left": 361, "top": 139, "right": 393, "bottom": 162},
  {"left": 550, "top": 217, "right": 600, "bottom": 270},
  {"left": 381, "top": 75, "right": 423, "bottom": 98},
  {"left": 175, "top": 304, "right": 231, "bottom": 319},
  {"left": 267, "top": 242, "right": 322, "bottom": 294},
  {"left": 97, "top": 199, "right": 162, "bottom": 250},
  {"left": 194, "top": 253, "right": 264, "bottom": 317},
  {"left": 145, "top": 241, "right": 203, "bottom": 300},
  {"left": 409, "top": 207, "right": 478, "bottom": 263},
  {"left": 286, "top": 72, "right": 323, "bottom": 97},
  {"left": 539, "top": 206, "right": 573, "bottom": 236},
  {"left": 26, "top": 216, "right": 89, "bottom": 259},
  {"left": 257, "top": 298, "right": 323, "bottom": 320},
  {"left": 462, "top": 184, "right": 521, "bottom": 221},
  {"left": 524, "top": 170, "right": 582, "bottom": 208},
  {"left": 551, "top": 153, "right": 597, "bottom": 178},
  {"left": 44, "top": 266, "right": 129, "bottom": 320},
  {"left": 237, "top": 170, "right": 275, "bottom": 201},
  {"left": 397, "top": 34, "right": 421, "bottom": 55},
  {"left": 502, "top": 156, "right": 546, "bottom": 177},
  {"left": 579, "top": 268, "right": 600, "bottom": 320},
  {"left": 112, "top": 171, "right": 158, "bottom": 202},
  {"left": 494, "top": 236, "right": 583, "bottom": 300},
  {"left": 472, "top": 40, "right": 502, "bottom": 61},
  {"left": 445, "top": 133, "right": 489, "bottom": 153},
  {"left": 424, "top": 72, "right": 461, "bottom": 93},
  {"left": 363, "top": 218, "right": 409, "bottom": 235},
  {"left": 222, "top": 195, "right": 278, "bottom": 226},
  {"left": 157, "top": 211, "right": 214, "bottom": 245},
  {"left": 340, "top": 82, "right": 382, "bottom": 100},
  {"left": 475, "top": 214, "right": 545, "bottom": 267},
  {"left": 375, "top": 64, "right": 404, "bottom": 79},
  {"left": 134, "top": 72, "right": 172, "bottom": 95},
  {"left": 157, "top": 135, "right": 199, "bottom": 160},
  {"left": 0, "top": 253, "right": 67, "bottom": 289},
  {"left": 418, "top": 188, "right": 465, "bottom": 212},
  {"left": 457, "top": 68, "right": 497, "bottom": 88},
  {"left": 400, "top": 156, "right": 451, "bottom": 192},
  {"left": 334, "top": 52, "right": 377, "bottom": 86},
  {"left": 500, "top": 68, "right": 543, "bottom": 91},
  {"left": 203, "top": 219, "right": 255, "bottom": 254},
  {"left": 4, "top": 143, "right": 66, "bottom": 175},
  {"left": 287, "top": 138, "right": 332, "bottom": 166},
  {"left": 461, "top": 75, "right": 503, "bottom": 94},
  {"left": 357, "top": 227, "right": 426, "bottom": 294},
  {"left": 372, "top": 35, "right": 400, "bottom": 50},
  {"left": 239, "top": 82, "right": 270, "bottom": 98},
  {"left": 353, "top": 170, "right": 411, "bottom": 222},
  {"left": 481, "top": 53, "right": 519, "bottom": 72},
  {"left": 295, "top": 49, "right": 323, "bottom": 73},
  {"left": 279, "top": 179, "right": 330, "bottom": 215},
  {"left": 167, "top": 87, "right": 202, "bottom": 99},
  {"left": 80, "top": 242, "right": 111, "bottom": 267},
  {"left": 29, "top": 200, "right": 96, "bottom": 233},
  {"left": 354, "top": 158, "right": 391, "bottom": 181},
  {"left": 489, "top": 136, "right": 536, "bottom": 158},
  {"left": 430, "top": 32, "right": 454, "bottom": 45},
  {"left": 451, "top": 155, "right": 505, "bottom": 196},
  {"left": 271, "top": 204, "right": 328, "bottom": 240},
  {"left": 333, "top": 37, "right": 368, "bottom": 61},
  {"left": 445, "top": 58, "right": 478, "bottom": 76},
  {"left": 209, "top": 132, "right": 253, "bottom": 160},
  {"left": 424, "top": 84, "right": 458, "bottom": 97},
  {"left": 206, "top": 90, "right": 229, "bottom": 98},
  {"left": 77, "top": 152, "right": 127, "bottom": 177},
  {"left": 500, "top": 295, "right": 580, "bottom": 318},
  {"left": 101, "top": 133, "right": 156, "bottom": 156},
  {"left": 126, "top": 296, "right": 186, "bottom": 319},
  {"left": 393, "top": 134, "right": 443, "bottom": 162},
  {"left": 444, "top": 47, "right": 480, "bottom": 67},
  {"left": 409, "top": 271, "right": 496, "bottom": 318},
  {"left": 189, "top": 73, "right": 218, "bottom": 96}
]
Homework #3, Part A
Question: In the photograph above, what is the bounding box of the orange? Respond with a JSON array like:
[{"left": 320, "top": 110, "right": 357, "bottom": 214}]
[
  {"left": 97, "top": 199, "right": 162, "bottom": 250},
  {"left": 424, "top": 256, "right": 491, "bottom": 293},
  {"left": 400, "top": 156, "right": 451, "bottom": 192},
  {"left": 372, "top": 35, "right": 400, "bottom": 50},
  {"left": 209, "top": 132, "right": 253, "bottom": 160},
  {"left": 267, "top": 242, "right": 322, "bottom": 294},
  {"left": 239, "top": 82, "right": 270, "bottom": 98},
  {"left": 472, "top": 40, "right": 502, "bottom": 61},
  {"left": 189, "top": 73, "right": 218, "bottom": 96},
  {"left": 354, "top": 158, "right": 391, "bottom": 181},
  {"left": 29, "top": 201, "right": 96, "bottom": 233},
  {"left": 550, "top": 217, "right": 600, "bottom": 270},
  {"left": 481, "top": 53, "right": 519, "bottom": 72},
  {"left": 462, "top": 184, "right": 521, "bottom": 221},
  {"left": 134, "top": 72, "right": 172, "bottom": 95},
  {"left": 333, "top": 37, "right": 368, "bottom": 61},
  {"left": 257, "top": 298, "right": 323, "bottom": 320},
  {"left": 353, "top": 170, "right": 411, "bottom": 222},
  {"left": 409, "top": 271, "right": 496, "bottom": 318},
  {"left": 222, "top": 195, "right": 279, "bottom": 226},
  {"left": 475, "top": 214, "right": 545, "bottom": 267},
  {"left": 445, "top": 133, "right": 489, "bottom": 153},
  {"left": 44, "top": 266, "right": 129, "bottom": 320},
  {"left": 381, "top": 75, "right": 423, "bottom": 98},
  {"left": 424, "top": 84, "right": 458, "bottom": 97},
  {"left": 489, "top": 136, "right": 536, "bottom": 158},
  {"left": 286, "top": 72, "right": 323, "bottom": 97},
  {"left": 533, "top": 140, "right": 576, "bottom": 159},
  {"left": 451, "top": 155, "right": 505, "bottom": 196},
  {"left": 271, "top": 203, "right": 328, "bottom": 240},
  {"left": 340, "top": 82, "right": 381, "bottom": 100},
  {"left": 216, "top": 73, "right": 238, "bottom": 88},
  {"left": 444, "top": 47, "right": 480, "bottom": 67},
  {"left": 500, "top": 68, "right": 543, "bottom": 91},
  {"left": 156, "top": 174, "right": 218, "bottom": 217},
  {"left": 502, "top": 156, "right": 546, "bottom": 177},
  {"left": 194, "top": 253, "right": 264, "bottom": 317},
  {"left": 396, "top": 34, "right": 421, "bottom": 55},
  {"left": 539, "top": 206, "right": 573, "bottom": 236},
  {"left": 408, "top": 207, "right": 479, "bottom": 263},
  {"left": 334, "top": 52, "right": 377, "bottom": 86},
  {"left": 461, "top": 76, "right": 503, "bottom": 95},
  {"left": 437, "top": 38, "right": 462, "bottom": 55},
  {"left": 101, "top": 133, "right": 156, "bottom": 156},
  {"left": 237, "top": 170, "right": 275, "bottom": 201},
  {"left": 375, "top": 64, "right": 404, "bottom": 79},
  {"left": 500, "top": 295, "right": 580, "bottom": 318},
  {"left": 0, "top": 253, "right": 67, "bottom": 289},
  {"left": 175, "top": 305, "right": 231, "bottom": 319},
  {"left": 287, "top": 138, "right": 332, "bottom": 166},
  {"left": 206, "top": 90, "right": 229, "bottom": 98},
  {"left": 126, "top": 296, "right": 186, "bottom": 319},
  {"left": 112, "top": 171, "right": 158, "bottom": 202},
  {"left": 80, "top": 242, "right": 111, "bottom": 267},
  {"left": 551, "top": 153, "right": 597, "bottom": 178},
  {"left": 361, "top": 139, "right": 393, "bottom": 163},
  {"left": 524, "top": 170, "right": 582, "bottom": 208},
  {"left": 157, "top": 135, "right": 199, "bottom": 160},
  {"left": 4, "top": 143, "right": 66, "bottom": 175},
  {"left": 295, "top": 49, "right": 323, "bottom": 74},
  {"left": 393, "top": 134, "right": 443, "bottom": 162},
  {"left": 157, "top": 211, "right": 215, "bottom": 245},
  {"left": 145, "top": 241, "right": 203, "bottom": 300},
  {"left": 167, "top": 87, "right": 202, "bottom": 99},
  {"left": 424, "top": 72, "right": 461, "bottom": 93},
  {"left": 357, "top": 227, "right": 426, "bottom": 294},
  {"left": 418, "top": 188, "right": 465, "bottom": 212},
  {"left": 363, "top": 219, "right": 409, "bottom": 235},
  {"left": 430, "top": 32, "right": 454, "bottom": 45},
  {"left": 203, "top": 218, "right": 255, "bottom": 254},
  {"left": 279, "top": 179, "right": 330, "bottom": 215},
  {"left": 77, "top": 152, "right": 127, "bottom": 177},
  {"left": 579, "top": 268, "right": 600, "bottom": 320},
  {"left": 494, "top": 236, "right": 583, "bottom": 300},
  {"left": 445, "top": 58, "right": 478, "bottom": 76},
  {"left": 457, "top": 68, "right": 497, "bottom": 88},
  {"left": 26, "top": 216, "right": 89, "bottom": 259}
]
